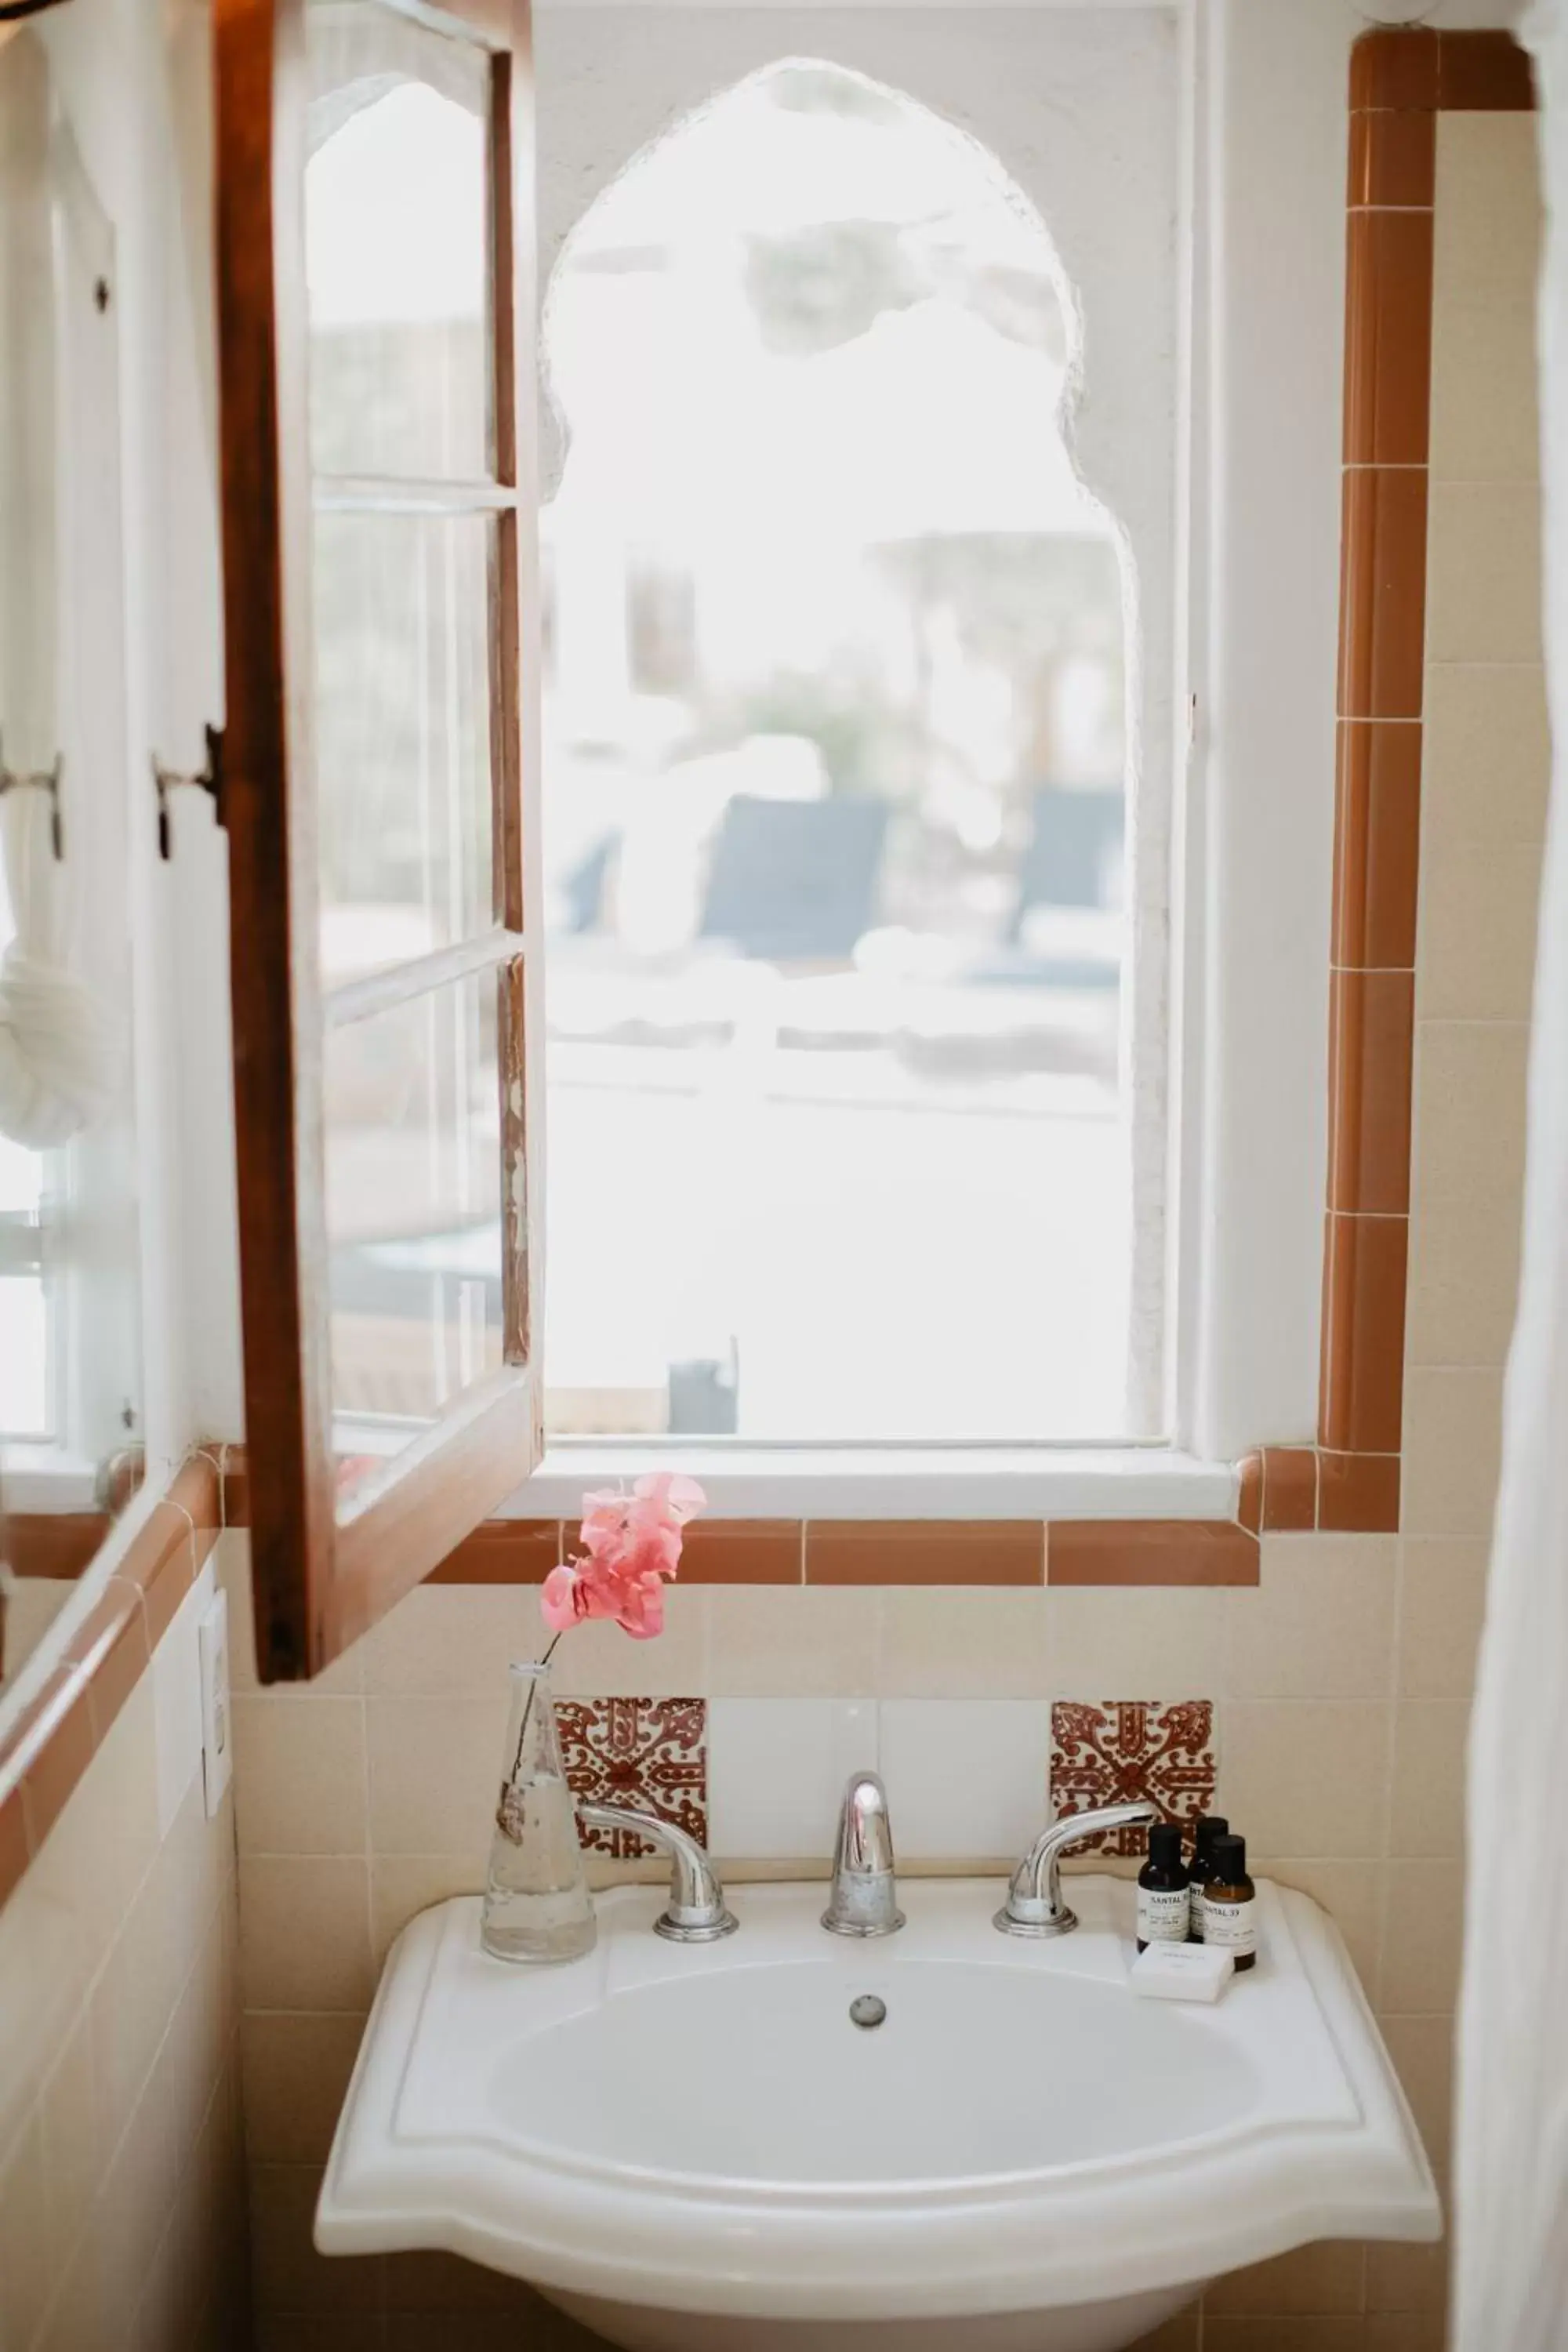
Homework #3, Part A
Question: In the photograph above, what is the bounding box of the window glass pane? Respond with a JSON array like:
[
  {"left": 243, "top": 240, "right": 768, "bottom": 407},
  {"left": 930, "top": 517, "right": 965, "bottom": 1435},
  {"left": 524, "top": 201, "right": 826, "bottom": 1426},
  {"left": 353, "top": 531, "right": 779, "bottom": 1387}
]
[
  {"left": 325, "top": 972, "right": 504, "bottom": 1454},
  {"left": 306, "top": 2, "right": 491, "bottom": 481},
  {"left": 314, "top": 510, "right": 495, "bottom": 982},
  {"left": 541, "top": 62, "right": 1143, "bottom": 1443},
  {"left": 0, "top": 1277, "right": 49, "bottom": 1440}
]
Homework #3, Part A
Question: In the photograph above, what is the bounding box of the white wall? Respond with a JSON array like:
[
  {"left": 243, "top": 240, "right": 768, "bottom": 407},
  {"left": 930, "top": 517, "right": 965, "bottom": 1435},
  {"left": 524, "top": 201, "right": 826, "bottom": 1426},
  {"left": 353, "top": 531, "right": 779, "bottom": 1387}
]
[{"left": 33, "top": 0, "right": 224, "bottom": 1472}]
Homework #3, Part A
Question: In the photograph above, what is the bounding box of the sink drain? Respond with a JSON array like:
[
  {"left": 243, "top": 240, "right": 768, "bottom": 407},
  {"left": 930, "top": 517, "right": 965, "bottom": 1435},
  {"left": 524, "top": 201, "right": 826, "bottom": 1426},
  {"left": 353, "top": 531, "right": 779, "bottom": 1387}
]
[{"left": 849, "top": 1994, "right": 887, "bottom": 2030}]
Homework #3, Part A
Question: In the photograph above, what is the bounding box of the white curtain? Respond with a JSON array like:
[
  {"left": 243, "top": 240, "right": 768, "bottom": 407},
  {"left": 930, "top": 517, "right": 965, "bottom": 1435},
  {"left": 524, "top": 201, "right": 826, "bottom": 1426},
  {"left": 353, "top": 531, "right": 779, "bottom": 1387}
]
[
  {"left": 1454, "top": 9, "right": 1568, "bottom": 2343},
  {"left": 0, "top": 29, "right": 118, "bottom": 1149}
]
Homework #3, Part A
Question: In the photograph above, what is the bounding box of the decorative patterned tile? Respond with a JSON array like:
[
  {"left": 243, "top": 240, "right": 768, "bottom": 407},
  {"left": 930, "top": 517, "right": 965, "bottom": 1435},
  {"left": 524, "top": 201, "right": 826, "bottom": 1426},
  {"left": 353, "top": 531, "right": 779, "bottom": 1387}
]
[
  {"left": 559, "top": 1697, "right": 707, "bottom": 1860},
  {"left": 1050, "top": 1700, "right": 1217, "bottom": 1856}
]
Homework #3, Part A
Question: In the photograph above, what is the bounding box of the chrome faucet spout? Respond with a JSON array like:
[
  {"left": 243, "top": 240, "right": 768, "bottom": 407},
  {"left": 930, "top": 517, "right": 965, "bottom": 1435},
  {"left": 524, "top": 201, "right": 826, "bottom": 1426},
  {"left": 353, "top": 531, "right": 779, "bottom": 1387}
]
[
  {"left": 994, "top": 1800, "right": 1159, "bottom": 1938},
  {"left": 822, "top": 1771, "right": 904, "bottom": 1938},
  {"left": 577, "top": 1803, "right": 738, "bottom": 1944}
]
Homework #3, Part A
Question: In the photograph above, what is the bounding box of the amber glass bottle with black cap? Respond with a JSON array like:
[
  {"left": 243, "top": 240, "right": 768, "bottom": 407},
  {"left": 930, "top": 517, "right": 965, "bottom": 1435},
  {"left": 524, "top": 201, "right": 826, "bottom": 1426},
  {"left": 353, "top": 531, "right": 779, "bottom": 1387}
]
[
  {"left": 1187, "top": 1814, "right": 1228, "bottom": 1941},
  {"left": 1202, "top": 1832, "right": 1257, "bottom": 1971},
  {"left": 1136, "top": 1823, "right": 1191, "bottom": 1951}
]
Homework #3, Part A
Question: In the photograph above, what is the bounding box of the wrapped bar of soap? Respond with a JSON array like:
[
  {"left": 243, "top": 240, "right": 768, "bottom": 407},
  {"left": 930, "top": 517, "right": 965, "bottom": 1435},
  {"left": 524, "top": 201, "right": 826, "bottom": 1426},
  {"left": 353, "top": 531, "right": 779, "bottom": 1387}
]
[{"left": 1128, "top": 1940, "right": 1235, "bottom": 2002}]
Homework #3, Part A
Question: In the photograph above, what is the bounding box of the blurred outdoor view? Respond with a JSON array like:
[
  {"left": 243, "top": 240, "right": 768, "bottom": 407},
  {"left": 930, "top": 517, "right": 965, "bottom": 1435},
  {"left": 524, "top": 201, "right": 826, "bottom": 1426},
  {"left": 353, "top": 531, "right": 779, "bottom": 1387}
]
[
  {"left": 305, "top": 37, "right": 1141, "bottom": 1446},
  {"left": 541, "top": 64, "right": 1134, "bottom": 1439}
]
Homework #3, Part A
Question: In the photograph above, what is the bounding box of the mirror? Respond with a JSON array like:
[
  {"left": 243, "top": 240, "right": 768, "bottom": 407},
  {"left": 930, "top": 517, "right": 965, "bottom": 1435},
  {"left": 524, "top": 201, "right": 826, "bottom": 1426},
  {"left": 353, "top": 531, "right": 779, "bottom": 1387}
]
[{"left": 0, "top": 25, "right": 143, "bottom": 1700}]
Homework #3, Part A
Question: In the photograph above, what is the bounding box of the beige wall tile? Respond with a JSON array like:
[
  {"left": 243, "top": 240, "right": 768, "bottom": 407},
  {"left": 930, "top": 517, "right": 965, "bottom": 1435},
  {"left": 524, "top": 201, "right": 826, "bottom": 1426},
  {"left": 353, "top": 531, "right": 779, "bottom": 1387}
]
[
  {"left": 242, "top": 2012, "right": 368, "bottom": 2166},
  {"left": 82, "top": 2040, "right": 186, "bottom": 2348},
  {"left": 363, "top": 1584, "right": 552, "bottom": 1696},
  {"left": 154, "top": 1904, "right": 233, "bottom": 2196},
  {"left": 708, "top": 1586, "right": 880, "bottom": 1697},
  {"left": 1379, "top": 1860, "right": 1465, "bottom": 2015},
  {"left": 1226, "top": 1539, "right": 1396, "bottom": 1700},
  {"left": 239, "top": 1857, "right": 376, "bottom": 2012},
  {"left": 1411, "top": 1025, "right": 1530, "bottom": 1214},
  {"left": 90, "top": 1817, "right": 201, "bottom": 2153},
  {"left": 1430, "top": 290, "right": 1540, "bottom": 486},
  {"left": 1203, "top": 2321, "right": 1367, "bottom": 2351},
  {"left": 1430, "top": 110, "right": 1541, "bottom": 497},
  {"left": 1219, "top": 1704, "right": 1392, "bottom": 1857},
  {"left": 878, "top": 1588, "right": 1052, "bottom": 1698},
  {"left": 1422, "top": 666, "right": 1549, "bottom": 848},
  {"left": 1415, "top": 840, "right": 1542, "bottom": 1025},
  {"left": 0, "top": 1602, "right": 244, "bottom": 2352},
  {"left": 366, "top": 1693, "right": 510, "bottom": 1860},
  {"left": 1388, "top": 1704, "right": 1471, "bottom": 1862},
  {"left": 251, "top": 2163, "right": 383, "bottom": 2312},
  {"left": 37, "top": 2011, "right": 102, "bottom": 2286},
  {"left": 1261, "top": 1860, "right": 1384, "bottom": 1993},
  {"left": 1434, "top": 115, "right": 1543, "bottom": 313},
  {"left": 1426, "top": 482, "right": 1542, "bottom": 666},
  {"left": 1364, "top": 2313, "right": 1445, "bottom": 2351},
  {"left": 257, "top": 2320, "right": 387, "bottom": 2352},
  {"left": 1043, "top": 1586, "right": 1229, "bottom": 1702},
  {"left": 0, "top": 1675, "right": 163, "bottom": 2154},
  {"left": 234, "top": 1694, "right": 368, "bottom": 1857},
  {"left": 1397, "top": 1542, "right": 1489, "bottom": 1704},
  {"left": 1381, "top": 2014, "right": 1455, "bottom": 2174},
  {"left": 1404, "top": 1195, "right": 1522, "bottom": 1369},
  {"left": 1367, "top": 2237, "right": 1449, "bottom": 2315},
  {"left": 353, "top": 1573, "right": 710, "bottom": 1702},
  {"left": 372, "top": 1857, "right": 485, "bottom": 1969},
  {"left": 1206, "top": 2240, "right": 1365, "bottom": 2314},
  {"left": 383, "top": 2247, "right": 539, "bottom": 2311},
  {"left": 0, "top": 2111, "right": 51, "bottom": 2352},
  {"left": 387, "top": 2310, "right": 600, "bottom": 2351},
  {"left": 1401, "top": 1369, "right": 1504, "bottom": 1541},
  {"left": 551, "top": 1588, "right": 710, "bottom": 1697},
  {"left": 1126, "top": 2314, "right": 1200, "bottom": 2352}
]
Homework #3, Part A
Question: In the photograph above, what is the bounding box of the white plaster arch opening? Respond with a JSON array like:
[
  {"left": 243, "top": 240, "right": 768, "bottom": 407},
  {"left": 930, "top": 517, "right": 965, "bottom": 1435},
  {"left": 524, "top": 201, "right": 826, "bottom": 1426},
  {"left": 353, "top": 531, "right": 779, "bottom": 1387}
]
[{"left": 535, "top": 32, "right": 1180, "bottom": 1445}]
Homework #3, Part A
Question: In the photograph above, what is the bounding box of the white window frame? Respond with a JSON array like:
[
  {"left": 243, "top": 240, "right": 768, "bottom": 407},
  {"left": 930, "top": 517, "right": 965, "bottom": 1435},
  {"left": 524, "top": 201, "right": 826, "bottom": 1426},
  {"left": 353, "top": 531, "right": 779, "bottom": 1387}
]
[
  {"left": 2, "top": 96, "right": 143, "bottom": 1506},
  {"left": 492, "top": 0, "right": 1355, "bottom": 1519}
]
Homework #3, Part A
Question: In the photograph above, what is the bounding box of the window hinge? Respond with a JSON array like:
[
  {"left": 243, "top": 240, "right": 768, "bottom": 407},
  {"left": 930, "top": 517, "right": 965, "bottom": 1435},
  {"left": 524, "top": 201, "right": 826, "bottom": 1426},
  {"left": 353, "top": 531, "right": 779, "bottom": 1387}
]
[{"left": 154, "top": 724, "right": 225, "bottom": 858}]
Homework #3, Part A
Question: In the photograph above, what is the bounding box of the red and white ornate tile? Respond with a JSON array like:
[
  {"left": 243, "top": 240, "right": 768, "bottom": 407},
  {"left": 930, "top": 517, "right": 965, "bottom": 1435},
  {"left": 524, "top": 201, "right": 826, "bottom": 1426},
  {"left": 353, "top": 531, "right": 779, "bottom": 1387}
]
[
  {"left": 559, "top": 1697, "right": 708, "bottom": 1860},
  {"left": 1049, "top": 1700, "right": 1217, "bottom": 1856}
]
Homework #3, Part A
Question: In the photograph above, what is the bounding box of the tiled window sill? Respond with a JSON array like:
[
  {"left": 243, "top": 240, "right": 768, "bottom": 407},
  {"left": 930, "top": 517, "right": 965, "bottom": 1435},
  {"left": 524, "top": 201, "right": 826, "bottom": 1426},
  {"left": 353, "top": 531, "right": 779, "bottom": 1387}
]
[{"left": 508, "top": 1444, "right": 1239, "bottom": 1525}]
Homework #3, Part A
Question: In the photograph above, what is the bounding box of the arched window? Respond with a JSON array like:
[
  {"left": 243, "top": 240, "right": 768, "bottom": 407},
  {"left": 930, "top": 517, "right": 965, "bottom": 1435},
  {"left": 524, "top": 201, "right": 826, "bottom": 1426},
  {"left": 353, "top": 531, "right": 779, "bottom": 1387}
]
[{"left": 542, "top": 61, "right": 1138, "bottom": 1443}]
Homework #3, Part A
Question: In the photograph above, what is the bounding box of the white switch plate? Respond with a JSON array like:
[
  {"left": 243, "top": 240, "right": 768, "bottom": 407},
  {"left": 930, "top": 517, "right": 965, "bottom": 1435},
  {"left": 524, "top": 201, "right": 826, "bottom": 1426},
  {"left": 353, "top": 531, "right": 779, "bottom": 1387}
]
[{"left": 198, "top": 1588, "right": 232, "bottom": 1819}]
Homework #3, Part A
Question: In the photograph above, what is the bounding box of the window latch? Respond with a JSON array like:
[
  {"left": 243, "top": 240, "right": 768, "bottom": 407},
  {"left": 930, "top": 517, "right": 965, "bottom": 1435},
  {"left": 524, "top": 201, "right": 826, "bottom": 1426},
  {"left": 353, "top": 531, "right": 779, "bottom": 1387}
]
[{"left": 154, "top": 724, "right": 225, "bottom": 858}]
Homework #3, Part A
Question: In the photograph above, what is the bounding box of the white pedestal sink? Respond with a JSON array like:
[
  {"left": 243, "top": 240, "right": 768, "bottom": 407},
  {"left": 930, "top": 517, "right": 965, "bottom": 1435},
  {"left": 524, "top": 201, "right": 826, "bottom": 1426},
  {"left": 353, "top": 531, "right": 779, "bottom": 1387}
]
[{"left": 316, "top": 1877, "right": 1439, "bottom": 2352}]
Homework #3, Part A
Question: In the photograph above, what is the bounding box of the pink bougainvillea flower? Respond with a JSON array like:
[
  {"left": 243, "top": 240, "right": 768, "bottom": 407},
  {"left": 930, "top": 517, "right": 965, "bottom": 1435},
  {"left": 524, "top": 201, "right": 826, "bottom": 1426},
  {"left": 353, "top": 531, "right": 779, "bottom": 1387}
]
[{"left": 539, "top": 1479, "right": 707, "bottom": 1642}]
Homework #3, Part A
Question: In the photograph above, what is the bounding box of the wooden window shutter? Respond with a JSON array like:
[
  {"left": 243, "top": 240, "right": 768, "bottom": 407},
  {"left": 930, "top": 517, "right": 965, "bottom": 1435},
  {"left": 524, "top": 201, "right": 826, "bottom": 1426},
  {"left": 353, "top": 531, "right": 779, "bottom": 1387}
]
[{"left": 214, "top": 0, "right": 544, "bottom": 1679}]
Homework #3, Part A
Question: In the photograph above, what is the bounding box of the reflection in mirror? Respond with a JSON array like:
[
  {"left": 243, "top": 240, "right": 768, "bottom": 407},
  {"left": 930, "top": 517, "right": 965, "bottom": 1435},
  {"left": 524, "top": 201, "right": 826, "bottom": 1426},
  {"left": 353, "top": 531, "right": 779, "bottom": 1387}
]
[{"left": 0, "top": 29, "right": 142, "bottom": 1702}]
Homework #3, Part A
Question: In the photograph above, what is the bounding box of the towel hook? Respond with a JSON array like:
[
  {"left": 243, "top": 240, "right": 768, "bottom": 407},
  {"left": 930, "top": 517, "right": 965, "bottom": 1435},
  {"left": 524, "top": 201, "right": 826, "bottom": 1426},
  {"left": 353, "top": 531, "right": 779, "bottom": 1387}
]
[
  {"left": 153, "top": 724, "right": 224, "bottom": 859},
  {"left": 0, "top": 739, "right": 64, "bottom": 859}
]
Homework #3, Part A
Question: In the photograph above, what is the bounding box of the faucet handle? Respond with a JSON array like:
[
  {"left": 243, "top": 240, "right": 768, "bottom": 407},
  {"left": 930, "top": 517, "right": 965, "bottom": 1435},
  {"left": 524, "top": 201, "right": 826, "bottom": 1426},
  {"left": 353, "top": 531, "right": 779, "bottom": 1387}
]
[
  {"left": 577, "top": 1802, "right": 738, "bottom": 1944},
  {"left": 995, "top": 1799, "right": 1159, "bottom": 1938}
]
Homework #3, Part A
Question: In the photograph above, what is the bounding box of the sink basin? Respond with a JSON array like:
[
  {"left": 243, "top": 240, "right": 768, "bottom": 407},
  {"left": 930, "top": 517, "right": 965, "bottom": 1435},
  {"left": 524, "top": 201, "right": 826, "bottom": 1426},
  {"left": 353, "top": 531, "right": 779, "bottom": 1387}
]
[{"left": 317, "top": 1877, "right": 1440, "bottom": 2352}]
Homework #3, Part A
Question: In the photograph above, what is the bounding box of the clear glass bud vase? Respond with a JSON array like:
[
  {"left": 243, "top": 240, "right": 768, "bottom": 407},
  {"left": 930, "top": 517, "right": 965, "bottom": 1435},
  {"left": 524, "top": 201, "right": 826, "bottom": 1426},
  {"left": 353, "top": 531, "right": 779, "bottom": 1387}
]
[{"left": 481, "top": 1661, "right": 597, "bottom": 1964}]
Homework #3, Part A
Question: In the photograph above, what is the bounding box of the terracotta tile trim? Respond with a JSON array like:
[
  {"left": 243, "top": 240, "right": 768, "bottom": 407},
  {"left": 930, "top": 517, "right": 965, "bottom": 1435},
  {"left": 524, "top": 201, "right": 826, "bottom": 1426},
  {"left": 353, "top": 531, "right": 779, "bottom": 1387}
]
[
  {"left": 1046, "top": 1523, "right": 1258, "bottom": 1588},
  {"left": 213, "top": 1456, "right": 1266, "bottom": 1589},
  {"left": 0, "top": 1453, "right": 222, "bottom": 1915},
  {"left": 2, "top": 1513, "right": 109, "bottom": 1580}
]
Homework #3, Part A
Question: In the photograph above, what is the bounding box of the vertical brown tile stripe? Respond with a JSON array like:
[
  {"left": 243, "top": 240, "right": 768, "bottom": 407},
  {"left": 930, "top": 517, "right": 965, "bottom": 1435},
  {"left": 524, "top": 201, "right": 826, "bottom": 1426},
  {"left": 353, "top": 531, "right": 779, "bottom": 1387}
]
[
  {"left": 1321, "top": 31, "right": 1439, "bottom": 1532},
  {"left": 1317, "top": 25, "right": 1530, "bottom": 1534}
]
